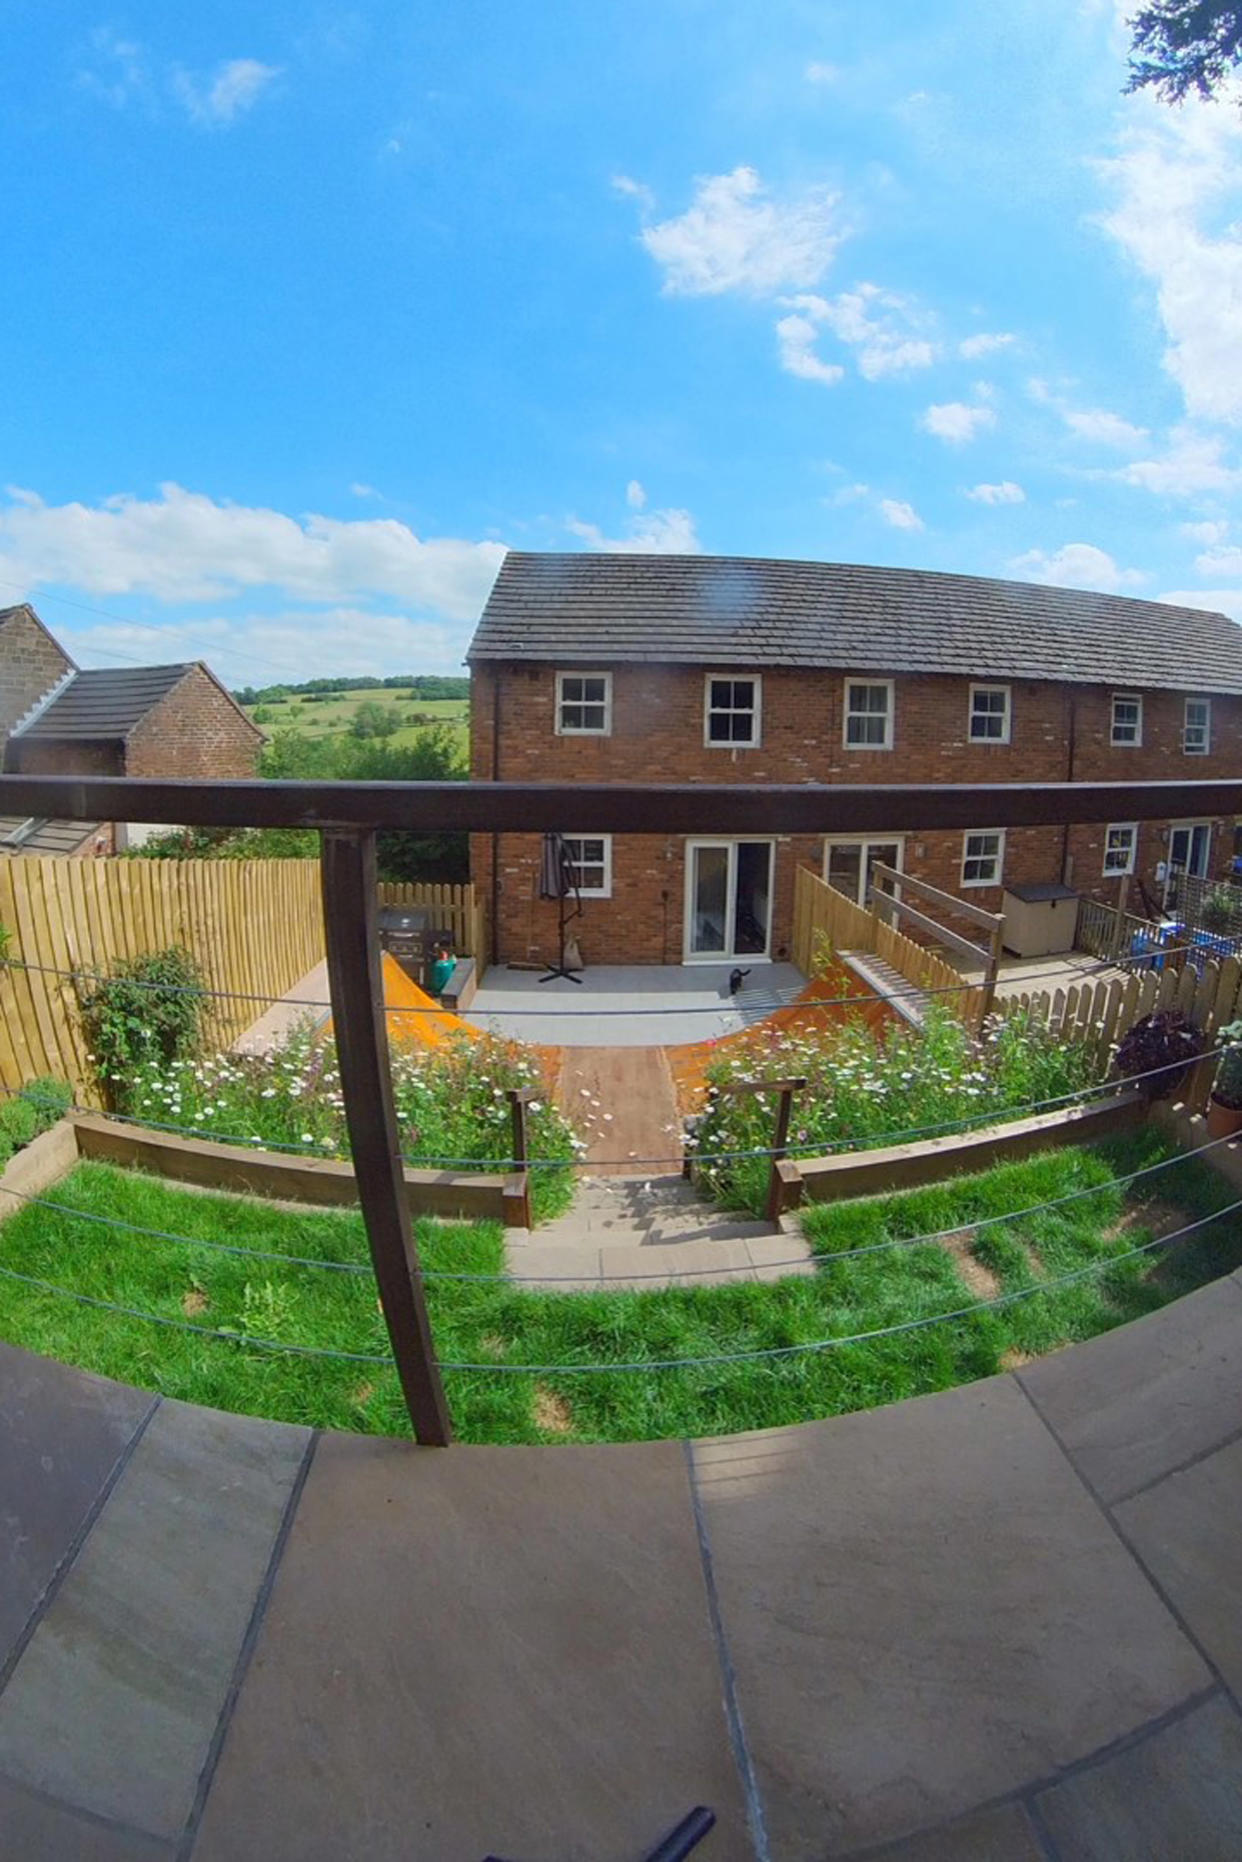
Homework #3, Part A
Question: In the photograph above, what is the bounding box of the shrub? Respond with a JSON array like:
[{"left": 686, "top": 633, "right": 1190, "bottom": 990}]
[
  {"left": 19, "top": 1077, "right": 72, "bottom": 1130},
  {"left": 1199, "top": 886, "right": 1237, "bottom": 935},
  {"left": 1113, "top": 1009, "right": 1204, "bottom": 1102},
  {"left": 80, "top": 948, "right": 206, "bottom": 1110},
  {"left": 0, "top": 1099, "right": 39, "bottom": 1149},
  {"left": 1212, "top": 1019, "right": 1242, "bottom": 1109}
]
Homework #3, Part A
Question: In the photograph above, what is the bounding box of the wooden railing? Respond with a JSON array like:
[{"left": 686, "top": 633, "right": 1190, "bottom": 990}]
[
  {"left": 868, "top": 862, "right": 1003, "bottom": 1027},
  {"left": 792, "top": 865, "right": 988, "bottom": 1028}
]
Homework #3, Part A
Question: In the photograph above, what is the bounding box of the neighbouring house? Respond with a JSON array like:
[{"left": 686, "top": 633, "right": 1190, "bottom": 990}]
[
  {"left": 0, "top": 603, "right": 263, "bottom": 854},
  {"left": 467, "top": 551, "right": 1242, "bottom": 967}
]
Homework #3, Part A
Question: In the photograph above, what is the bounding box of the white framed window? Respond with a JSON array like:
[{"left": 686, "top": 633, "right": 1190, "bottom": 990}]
[
  {"left": 961, "top": 829, "right": 1004, "bottom": 888},
  {"left": 843, "top": 678, "right": 894, "bottom": 750},
  {"left": 704, "top": 674, "right": 761, "bottom": 747},
  {"left": 1111, "top": 692, "right": 1143, "bottom": 747},
  {"left": 561, "top": 835, "right": 611, "bottom": 897},
  {"left": 969, "top": 683, "right": 1011, "bottom": 744},
  {"left": 1184, "top": 697, "right": 1211, "bottom": 756},
  {"left": 555, "top": 671, "right": 612, "bottom": 736},
  {"left": 1103, "top": 823, "right": 1138, "bottom": 876}
]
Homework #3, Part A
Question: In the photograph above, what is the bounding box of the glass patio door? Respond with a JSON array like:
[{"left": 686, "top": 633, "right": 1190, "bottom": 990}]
[
  {"left": 1164, "top": 822, "right": 1212, "bottom": 912},
  {"left": 825, "top": 838, "right": 903, "bottom": 907},
  {"left": 685, "top": 840, "right": 773, "bottom": 960}
]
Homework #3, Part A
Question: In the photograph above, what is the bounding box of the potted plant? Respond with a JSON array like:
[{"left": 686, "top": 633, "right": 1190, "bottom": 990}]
[
  {"left": 1199, "top": 885, "right": 1237, "bottom": 939},
  {"left": 1114, "top": 1009, "right": 1204, "bottom": 1102},
  {"left": 1208, "top": 1018, "right": 1242, "bottom": 1139}
]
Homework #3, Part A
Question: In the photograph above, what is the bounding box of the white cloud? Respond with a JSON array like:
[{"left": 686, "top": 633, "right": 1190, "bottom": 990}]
[
  {"left": 611, "top": 172, "right": 655, "bottom": 213},
  {"left": 1009, "top": 543, "right": 1146, "bottom": 592},
  {"left": 966, "top": 481, "right": 1026, "bottom": 504},
  {"left": 625, "top": 479, "right": 647, "bottom": 510},
  {"left": 878, "top": 499, "right": 924, "bottom": 531},
  {"left": 1157, "top": 587, "right": 1242, "bottom": 622},
  {"left": 349, "top": 482, "right": 380, "bottom": 500},
  {"left": 921, "top": 401, "right": 997, "bottom": 444},
  {"left": 775, "top": 312, "right": 844, "bottom": 384},
  {"left": 1112, "top": 428, "right": 1242, "bottom": 496},
  {"left": 959, "top": 332, "right": 1015, "bottom": 359},
  {"left": 566, "top": 506, "right": 700, "bottom": 553},
  {"left": 636, "top": 166, "right": 846, "bottom": 297},
  {"left": 1195, "top": 545, "right": 1242, "bottom": 577},
  {"left": 1062, "top": 406, "right": 1149, "bottom": 447},
  {"left": 1096, "top": 97, "right": 1242, "bottom": 423},
  {"left": 77, "top": 28, "right": 148, "bottom": 108},
  {"left": 786, "top": 285, "right": 937, "bottom": 381},
  {"left": 0, "top": 483, "right": 504, "bottom": 617},
  {"left": 804, "top": 61, "right": 839, "bottom": 83},
  {"left": 828, "top": 482, "right": 870, "bottom": 507},
  {"left": 1181, "top": 519, "right": 1229, "bottom": 544},
  {"left": 174, "top": 58, "right": 281, "bottom": 127}
]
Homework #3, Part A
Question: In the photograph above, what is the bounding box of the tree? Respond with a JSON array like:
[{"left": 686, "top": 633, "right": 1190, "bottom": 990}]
[
  {"left": 1126, "top": 3, "right": 1242, "bottom": 103},
  {"left": 350, "top": 700, "right": 402, "bottom": 741}
]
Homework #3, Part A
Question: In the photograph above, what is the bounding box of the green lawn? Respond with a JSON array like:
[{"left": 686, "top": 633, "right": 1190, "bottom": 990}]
[{"left": 1, "top": 1133, "right": 1238, "bottom": 1444}]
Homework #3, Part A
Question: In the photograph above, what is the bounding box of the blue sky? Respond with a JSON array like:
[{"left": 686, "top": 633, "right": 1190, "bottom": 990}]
[{"left": 3, "top": 0, "right": 1242, "bottom": 686}]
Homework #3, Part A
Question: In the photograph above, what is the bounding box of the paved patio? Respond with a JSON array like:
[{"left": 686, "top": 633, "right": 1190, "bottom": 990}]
[
  {"left": 467, "top": 961, "right": 808, "bottom": 1047},
  {"left": 4, "top": 1266, "right": 1242, "bottom": 1859}
]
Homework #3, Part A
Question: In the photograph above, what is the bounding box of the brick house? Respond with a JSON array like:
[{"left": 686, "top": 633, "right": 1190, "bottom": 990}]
[
  {"left": 468, "top": 552, "right": 1242, "bottom": 967},
  {"left": 0, "top": 604, "right": 263, "bottom": 853}
]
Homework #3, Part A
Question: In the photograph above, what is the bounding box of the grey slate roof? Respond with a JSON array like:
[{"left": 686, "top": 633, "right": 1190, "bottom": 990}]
[
  {"left": 0, "top": 817, "right": 100, "bottom": 855},
  {"left": 15, "top": 665, "right": 192, "bottom": 739},
  {"left": 468, "top": 552, "right": 1242, "bottom": 695}
]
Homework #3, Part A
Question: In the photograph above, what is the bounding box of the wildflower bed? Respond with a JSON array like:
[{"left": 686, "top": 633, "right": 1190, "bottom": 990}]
[
  {"left": 1, "top": 1130, "right": 1237, "bottom": 1444},
  {"left": 122, "top": 1025, "right": 579, "bottom": 1223},
  {"left": 691, "top": 1007, "right": 1100, "bottom": 1214}
]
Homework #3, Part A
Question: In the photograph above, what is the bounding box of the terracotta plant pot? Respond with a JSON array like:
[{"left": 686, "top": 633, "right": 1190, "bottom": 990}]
[{"left": 1206, "top": 1096, "right": 1242, "bottom": 1142}]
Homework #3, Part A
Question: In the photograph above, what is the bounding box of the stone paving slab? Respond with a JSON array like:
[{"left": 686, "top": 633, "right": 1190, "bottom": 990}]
[
  {"left": 506, "top": 1242, "right": 604, "bottom": 1290},
  {"left": 0, "top": 1340, "right": 153, "bottom": 1671},
  {"left": 1033, "top": 1693, "right": 1242, "bottom": 1860},
  {"left": 691, "top": 1380, "right": 1211, "bottom": 1857},
  {"left": 0, "top": 1775, "right": 172, "bottom": 1861},
  {"left": 843, "top": 1800, "right": 1046, "bottom": 1861},
  {"left": 1115, "top": 1436, "right": 1242, "bottom": 1701},
  {"left": 191, "top": 1434, "right": 753, "bottom": 1862},
  {"left": 0, "top": 1399, "right": 309, "bottom": 1841},
  {"left": 1017, "top": 1274, "right": 1242, "bottom": 1505}
]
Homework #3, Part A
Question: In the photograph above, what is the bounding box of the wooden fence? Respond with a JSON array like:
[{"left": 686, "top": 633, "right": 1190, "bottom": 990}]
[
  {"left": 792, "top": 865, "right": 987, "bottom": 1026},
  {"left": 377, "top": 880, "right": 486, "bottom": 966}
]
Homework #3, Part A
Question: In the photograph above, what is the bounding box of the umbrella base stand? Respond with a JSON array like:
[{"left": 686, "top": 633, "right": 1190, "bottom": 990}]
[{"left": 540, "top": 900, "right": 583, "bottom": 983}]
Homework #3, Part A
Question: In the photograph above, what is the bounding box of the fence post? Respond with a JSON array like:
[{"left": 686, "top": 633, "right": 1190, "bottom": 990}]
[
  {"left": 320, "top": 827, "right": 452, "bottom": 1448},
  {"left": 765, "top": 1076, "right": 807, "bottom": 1226},
  {"left": 977, "top": 916, "right": 1005, "bottom": 1032},
  {"left": 507, "top": 1085, "right": 536, "bottom": 1230}
]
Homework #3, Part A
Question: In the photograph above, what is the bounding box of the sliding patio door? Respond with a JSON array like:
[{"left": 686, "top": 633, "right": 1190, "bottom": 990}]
[{"left": 685, "top": 840, "right": 773, "bottom": 961}]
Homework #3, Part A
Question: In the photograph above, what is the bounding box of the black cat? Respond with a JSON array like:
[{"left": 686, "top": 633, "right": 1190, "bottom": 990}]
[{"left": 728, "top": 966, "right": 751, "bottom": 995}]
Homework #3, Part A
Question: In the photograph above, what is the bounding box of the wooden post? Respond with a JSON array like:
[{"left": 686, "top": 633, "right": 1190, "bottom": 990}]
[
  {"left": 977, "top": 915, "right": 1005, "bottom": 1032},
  {"left": 507, "top": 1085, "right": 536, "bottom": 1231},
  {"left": 765, "top": 1076, "right": 807, "bottom": 1226},
  {"left": 1111, "top": 874, "right": 1131, "bottom": 960},
  {"left": 320, "top": 828, "right": 452, "bottom": 1448}
]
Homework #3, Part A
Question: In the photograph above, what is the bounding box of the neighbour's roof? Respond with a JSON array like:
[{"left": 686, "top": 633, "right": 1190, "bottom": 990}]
[
  {"left": 15, "top": 665, "right": 193, "bottom": 740},
  {"left": 0, "top": 816, "right": 100, "bottom": 855},
  {"left": 467, "top": 552, "right": 1242, "bottom": 694}
]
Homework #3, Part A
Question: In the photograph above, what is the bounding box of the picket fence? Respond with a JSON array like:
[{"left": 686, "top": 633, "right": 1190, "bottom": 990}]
[
  {"left": 792, "top": 865, "right": 988, "bottom": 1027},
  {"left": 0, "top": 859, "right": 486, "bottom": 1107}
]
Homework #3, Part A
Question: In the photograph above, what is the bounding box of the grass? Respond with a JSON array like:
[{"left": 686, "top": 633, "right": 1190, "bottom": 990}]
[
  {"left": 2, "top": 1131, "right": 1239, "bottom": 1444},
  {"left": 245, "top": 687, "right": 468, "bottom": 757}
]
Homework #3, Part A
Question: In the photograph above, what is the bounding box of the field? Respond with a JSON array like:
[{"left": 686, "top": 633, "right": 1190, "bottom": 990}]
[
  {"left": 2, "top": 1133, "right": 1239, "bottom": 1444},
  {"left": 244, "top": 686, "right": 470, "bottom": 757}
]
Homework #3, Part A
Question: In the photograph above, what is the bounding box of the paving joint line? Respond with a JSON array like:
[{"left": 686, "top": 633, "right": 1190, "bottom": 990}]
[
  {"left": 175, "top": 1428, "right": 319, "bottom": 1862},
  {"left": 1100, "top": 1410, "right": 1242, "bottom": 1511},
  {"left": 1011, "top": 1374, "right": 1242, "bottom": 1719},
  {"left": 0, "top": 1390, "right": 161, "bottom": 1700},
  {"left": 0, "top": 1765, "right": 180, "bottom": 1851},
  {"left": 682, "top": 1438, "right": 770, "bottom": 1862}
]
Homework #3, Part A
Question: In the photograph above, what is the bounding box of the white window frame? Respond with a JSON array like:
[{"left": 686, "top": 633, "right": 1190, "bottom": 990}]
[
  {"left": 1111, "top": 692, "right": 1143, "bottom": 748},
  {"left": 703, "top": 673, "right": 762, "bottom": 748},
  {"left": 823, "top": 836, "right": 906, "bottom": 908},
  {"left": 843, "top": 678, "right": 894, "bottom": 751},
  {"left": 1184, "top": 696, "right": 1211, "bottom": 756},
  {"left": 1103, "top": 823, "right": 1138, "bottom": 877},
  {"left": 555, "top": 671, "right": 612, "bottom": 737},
  {"left": 561, "top": 834, "right": 612, "bottom": 898},
  {"left": 961, "top": 829, "right": 1005, "bottom": 889},
  {"left": 968, "top": 682, "right": 1011, "bottom": 745}
]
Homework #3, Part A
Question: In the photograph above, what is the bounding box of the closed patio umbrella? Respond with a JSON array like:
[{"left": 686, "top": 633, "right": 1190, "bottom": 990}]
[{"left": 539, "top": 833, "right": 583, "bottom": 982}]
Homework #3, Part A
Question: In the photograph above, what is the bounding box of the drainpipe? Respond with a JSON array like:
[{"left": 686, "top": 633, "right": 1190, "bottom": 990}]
[
  {"left": 490, "top": 667, "right": 501, "bottom": 966},
  {"left": 1060, "top": 687, "right": 1077, "bottom": 885}
]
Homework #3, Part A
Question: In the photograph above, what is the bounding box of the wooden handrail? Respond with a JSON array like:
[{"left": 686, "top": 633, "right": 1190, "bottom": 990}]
[
  {"left": 869, "top": 861, "right": 1003, "bottom": 935},
  {"left": 868, "top": 889, "right": 990, "bottom": 967}
]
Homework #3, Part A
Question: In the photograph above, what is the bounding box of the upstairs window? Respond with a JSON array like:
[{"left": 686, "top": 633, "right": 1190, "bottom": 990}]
[
  {"left": 1103, "top": 824, "right": 1137, "bottom": 876},
  {"left": 1184, "top": 697, "right": 1211, "bottom": 756},
  {"left": 961, "top": 829, "right": 1004, "bottom": 888},
  {"left": 1111, "top": 692, "right": 1142, "bottom": 747},
  {"left": 844, "top": 679, "right": 894, "bottom": 750},
  {"left": 556, "top": 671, "right": 611, "bottom": 735},
  {"left": 561, "top": 835, "right": 611, "bottom": 897},
  {"left": 705, "top": 675, "right": 760, "bottom": 746},
  {"left": 969, "top": 683, "right": 1011, "bottom": 744}
]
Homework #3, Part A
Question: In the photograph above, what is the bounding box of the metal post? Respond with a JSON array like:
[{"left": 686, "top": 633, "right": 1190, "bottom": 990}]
[
  {"left": 320, "top": 827, "right": 452, "bottom": 1447},
  {"left": 507, "top": 1085, "right": 536, "bottom": 1231}
]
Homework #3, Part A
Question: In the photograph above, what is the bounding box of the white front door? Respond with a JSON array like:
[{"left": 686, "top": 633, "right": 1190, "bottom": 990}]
[
  {"left": 824, "top": 837, "right": 904, "bottom": 907},
  {"left": 685, "top": 840, "right": 773, "bottom": 961},
  {"left": 1164, "top": 822, "right": 1212, "bottom": 911}
]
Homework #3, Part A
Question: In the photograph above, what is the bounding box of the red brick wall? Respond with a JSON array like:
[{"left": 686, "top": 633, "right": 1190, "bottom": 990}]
[
  {"left": 125, "top": 668, "right": 263, "bottom": 780},
  {"left": 470, "top": 663, "right": 1242, "bottom": 965},
  {"left": 0, "top": 608, "right": 73, "bottom": 743}
]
